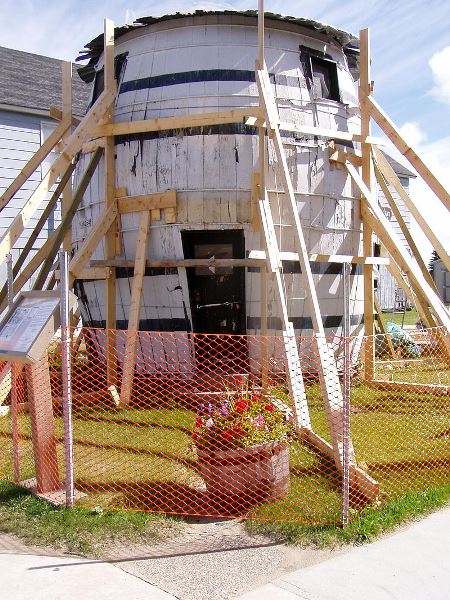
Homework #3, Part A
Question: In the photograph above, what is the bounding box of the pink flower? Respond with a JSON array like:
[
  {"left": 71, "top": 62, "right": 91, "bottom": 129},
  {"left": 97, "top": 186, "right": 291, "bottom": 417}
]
[{"left": 205, "top": 418, "right": 214, "bottom": 428}]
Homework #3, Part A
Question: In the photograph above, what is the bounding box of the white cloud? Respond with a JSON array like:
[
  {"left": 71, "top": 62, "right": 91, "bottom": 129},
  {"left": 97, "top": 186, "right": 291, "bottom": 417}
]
[
  {"left": 399, "top": 122, "right": 427, "bottom": 148},
  {"left": 429, "top": 46, "right": 450, "bottom": 105}
]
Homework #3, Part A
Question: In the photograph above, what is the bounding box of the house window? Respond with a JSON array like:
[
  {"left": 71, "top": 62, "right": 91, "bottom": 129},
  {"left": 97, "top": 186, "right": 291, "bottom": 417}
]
[{"left": 300, "top": 46, "right": 341, "bottom": 102}]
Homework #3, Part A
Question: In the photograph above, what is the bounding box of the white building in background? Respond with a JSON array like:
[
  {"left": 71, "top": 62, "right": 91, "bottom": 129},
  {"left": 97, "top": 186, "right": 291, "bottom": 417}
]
[
  {"left": 0, "top": 46, "right": 90, "bottom": 287},
  {"left": 375, "top": 154, "right": 416, "bottom": 312},
  {"left": 432, "top": 259, "right": 450, "bottom": 304}
]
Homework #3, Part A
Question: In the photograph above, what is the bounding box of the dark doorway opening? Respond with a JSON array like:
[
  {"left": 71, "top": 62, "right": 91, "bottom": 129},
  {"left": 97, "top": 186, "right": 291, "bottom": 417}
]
[{"left": 182, "top": 229, "right": 247, "bottom": 370}]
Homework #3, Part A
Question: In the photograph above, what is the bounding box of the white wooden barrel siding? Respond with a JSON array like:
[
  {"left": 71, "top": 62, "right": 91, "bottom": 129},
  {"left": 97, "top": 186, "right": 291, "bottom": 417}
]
[{"left": 73, "top": 15, "right": 363, "bottom": 372}]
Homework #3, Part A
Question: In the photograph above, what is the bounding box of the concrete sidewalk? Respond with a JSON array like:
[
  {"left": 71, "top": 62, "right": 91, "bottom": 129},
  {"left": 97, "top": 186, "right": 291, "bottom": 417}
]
[
  {"left": 239, "top": 507, "right": 450, "bottom": 600},
  {"left": 0, "top": 552, "right": 177, "bottom": 600}
]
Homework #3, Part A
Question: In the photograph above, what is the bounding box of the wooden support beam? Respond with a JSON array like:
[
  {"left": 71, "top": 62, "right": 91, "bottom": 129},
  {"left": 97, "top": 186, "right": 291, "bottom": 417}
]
[
  {"left": 103, "top": 18, "right": 118, "bottom": 387},
  {"left": 257, "top": 67, "right": 358, "bottom": 473},
  {"left": 248, "top": 250, "right": 390, "bottom": 265},
  {"left": 359, "top": 28, "right": 376, "bottom": 381},
  {"left": 374, "top": 161, "right": 438, "bottom": 291},
  {"left": 0, "top": 89, "right": 113, "bottom": 267},
  {"left": 90, "top": 258, "right": 262, "bottom": 269},
  {"left": 246, "top": 117, "right": 384, "bottom": 145},
  {"left": 0, "top": 150, "right": 103, "bottom": 313},
  {"left": 301, "top": 429, "right": 379, "bottom": 502},
  {"left": 26, "top": 356, "right": 60, "bottom": 493},
  {"left": 346, "top": 162, "right": 450, "bottom": 330},
  {"left": 90, "top": 107, "right": 262, "bottom": 138},
  {"left": 120, "top": 211, "right": 151, "bottom": 405},
  {"left": 373, "top": 147, "right": 450, "bottom": 275},
  {"left": 81, "top": 137, "right": 106, "bottom": 154},
  {"left": 328, "top": 145, "right": 363, "bottom": 167},
  {"left": 33, "top": 149, "right": 103, "bottom": 290},
  {"left": 368, "top": 95, "right": 450, "bottom": 212},
  {"left": 69, "top": 202, "right": 118, "bottom": 279},
  {"left": 117, "top": 190, "right": 176, "bottom": 214},
  {"left": 0, "top": 162, "right": 76, "bottom": 309},
  {"left": 0, "top": 118, "right": 71, "bottom": 212}
]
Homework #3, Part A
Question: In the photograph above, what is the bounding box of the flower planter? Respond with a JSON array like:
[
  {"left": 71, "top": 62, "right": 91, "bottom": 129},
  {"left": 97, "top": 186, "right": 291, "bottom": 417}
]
[{"left": 197, "top": 441, "right": 289, "bottom": 502}]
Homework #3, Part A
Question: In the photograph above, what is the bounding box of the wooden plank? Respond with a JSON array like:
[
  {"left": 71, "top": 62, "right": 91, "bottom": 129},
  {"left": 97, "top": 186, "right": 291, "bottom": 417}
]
[
  {"left": 69, "top": 202, "right": 118, "bottom": 278},
  {"left": 0, "top": 161, "right": 76, "bottom": 310},
  {"left": 0, "top": 118, "right": 71, "bottom": 212},
  {"left": 90, "top": 107, "right": 262, "bottom": 138},
  {"left": 346, "top": 162, "right": 450, "bottom": 330},
  {"left": 359, "top": 28, "right": 376, "bottom": 381},
  {"left": 120, "top": 211, "right": 151, "bottom": 406},
  {"left": 257, "top": 66, "right": 357, "bottom": 472},
  {"left": 302, "top": 429, "right": 379, "bottom": 502},
  {"left": 117, "top": 190, "right": 176, "bottom": 214},
  {"left": 25, "top": 356, "right": 60, "bottom": 493},
  {"left": 0, "top": 89, "right": 114, "bottom": 266},
  {"left": 374, "top": 162, "right": 438, "bottom": 291},
  {"left": 373, "top": 147, "right": 450, "bottom": 274},
  {"left": 90, "top": 258, "right": 262, "bottom": 269},
  {"left": 62, "top": 61, "right": 73, "bottom": 253},
  {"left": 246, "top": 117, "right": 384, "bottom": 145},
  {"left": 81, "top": 137, "right": 106, "bottom": 154},
  {"left": 32, "top": 148, "right": 103, "bottom": 289},
  {"left": 368, "top": 95, "right": 450, "bottom": 212},
  {"left": 103, "top": 18, "right": 118, "bottom": 387},
  {"left": 249, "top": 250, "right": 389, "bottom": 265}
]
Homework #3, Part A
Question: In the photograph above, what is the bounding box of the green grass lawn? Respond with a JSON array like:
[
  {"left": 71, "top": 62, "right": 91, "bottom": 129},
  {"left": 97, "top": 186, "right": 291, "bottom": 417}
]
[
  {"left": 381, "top": 309, "right": 419, "bottom": 327},
  {"left": 0, "top": 378, "right": 449, "bottom": 548}
]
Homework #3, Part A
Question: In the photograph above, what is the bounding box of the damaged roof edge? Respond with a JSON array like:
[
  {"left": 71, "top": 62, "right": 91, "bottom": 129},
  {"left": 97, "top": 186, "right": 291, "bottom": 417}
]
[{"left": 76, "top": 10, "right": 359, "bottom": 82}]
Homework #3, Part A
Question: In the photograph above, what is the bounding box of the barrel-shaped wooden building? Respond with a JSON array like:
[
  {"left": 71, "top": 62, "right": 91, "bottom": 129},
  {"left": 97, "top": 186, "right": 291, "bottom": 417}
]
[{"left": 74, "top": 11, "right": 363, "bottom": 371}]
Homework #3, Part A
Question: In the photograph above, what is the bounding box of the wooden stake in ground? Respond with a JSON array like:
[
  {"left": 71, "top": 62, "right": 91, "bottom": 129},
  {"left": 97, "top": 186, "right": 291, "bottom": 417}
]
[{"left": 120, "top": 211, "right": 151, "bottom": 406}]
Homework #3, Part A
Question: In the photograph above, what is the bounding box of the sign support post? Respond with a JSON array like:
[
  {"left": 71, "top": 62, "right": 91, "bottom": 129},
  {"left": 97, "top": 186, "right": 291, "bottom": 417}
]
[{"left": 60, "top": 250, "right": 74, "bottom": 507}]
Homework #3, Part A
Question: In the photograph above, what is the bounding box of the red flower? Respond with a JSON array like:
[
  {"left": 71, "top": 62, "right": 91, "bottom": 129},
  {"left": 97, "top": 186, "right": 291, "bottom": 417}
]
[
  {"left": 221, "top": 429, "right": 235, "bottom": 442},
  {"left": 265, "top": 404, "right": 274, "bottom": 412},
  {"left": 235, "top": 399, "right": 249, "bottom": 413},
  {"left": 193, "top": 432, "right": 199, "bottom": 442},
  {"left": 232, "top": 425, "right": 244, "bottom": 436},
  {"left": 251, "top": 393, "right": 261, "bottom": 403},
  {"left": 195, "top": 417, "right": 204, "bottom": 427},
  {"left": 234, "top": 375, "right": 244, "bottom": 383}
]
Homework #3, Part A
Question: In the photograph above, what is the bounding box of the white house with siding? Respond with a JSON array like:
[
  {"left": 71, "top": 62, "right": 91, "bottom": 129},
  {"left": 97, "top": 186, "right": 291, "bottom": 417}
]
[
  {"left": 375, "top": 154, "right": 416, "bottom": 311},
  {"left": 0, "top": 46, "right": 90, "bottom": 288}
]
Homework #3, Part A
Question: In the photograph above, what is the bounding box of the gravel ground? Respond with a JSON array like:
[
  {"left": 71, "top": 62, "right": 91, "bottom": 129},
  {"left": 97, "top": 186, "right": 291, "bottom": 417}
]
[{"left": 113, "top": 519, "right": 345, "bottom": 600}]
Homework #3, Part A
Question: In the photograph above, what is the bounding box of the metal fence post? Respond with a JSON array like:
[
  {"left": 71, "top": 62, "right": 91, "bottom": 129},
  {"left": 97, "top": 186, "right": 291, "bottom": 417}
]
[
  {"left": 60, "top": 250, "right": 74, "bottom": 508},
  {"left": 342, "top": 261, "right": 351, "bottom": 526}
]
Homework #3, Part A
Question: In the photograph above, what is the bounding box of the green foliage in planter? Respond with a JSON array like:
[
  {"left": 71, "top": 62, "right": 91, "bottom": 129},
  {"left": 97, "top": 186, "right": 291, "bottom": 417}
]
[{"left": 194, "top": 377, "right": 293, "bottom": 451}]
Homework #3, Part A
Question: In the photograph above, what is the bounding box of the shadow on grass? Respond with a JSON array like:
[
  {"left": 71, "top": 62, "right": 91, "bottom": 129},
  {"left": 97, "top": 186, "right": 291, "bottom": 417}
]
[{"left": 76, "top": 479, "right": 277, "bottom": 518}]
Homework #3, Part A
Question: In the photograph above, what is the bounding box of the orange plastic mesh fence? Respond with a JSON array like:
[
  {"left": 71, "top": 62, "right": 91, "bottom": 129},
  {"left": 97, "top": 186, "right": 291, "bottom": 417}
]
[{"left": 0, "top": 325, "right": 448, "bottom": 526}]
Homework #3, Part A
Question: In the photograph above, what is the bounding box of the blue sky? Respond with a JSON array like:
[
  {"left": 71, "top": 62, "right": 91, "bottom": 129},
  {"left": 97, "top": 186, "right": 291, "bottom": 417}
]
[{"left": 1, "top": 0, "right": 449, "bottom": 257}]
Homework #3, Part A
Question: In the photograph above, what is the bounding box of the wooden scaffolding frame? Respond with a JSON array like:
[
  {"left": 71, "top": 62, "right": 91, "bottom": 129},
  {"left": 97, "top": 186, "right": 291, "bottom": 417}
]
[{"left": 1, "top": 6, "right": 449, "bottom": 503}]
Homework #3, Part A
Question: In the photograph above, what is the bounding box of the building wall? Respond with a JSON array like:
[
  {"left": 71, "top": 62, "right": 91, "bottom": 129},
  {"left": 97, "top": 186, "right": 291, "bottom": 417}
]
[
  {"left": 433, "top": 259, "right": 450, "bottom": 304},
  {"left": 375, "top": 176, "right": 411, "bottom": 311},
  {"left": 0, "top": 109, "right": 59, "bottom": 288}
]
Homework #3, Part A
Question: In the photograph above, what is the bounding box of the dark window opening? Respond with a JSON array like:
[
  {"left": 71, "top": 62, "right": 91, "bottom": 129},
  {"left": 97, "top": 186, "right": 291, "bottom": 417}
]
[
  {"left": 373, "top": 242, "right": 381, "bottom": 257},
  {"left": 300, "top": 46, "right": 341, "bottom": 102},
  {"left": 91, "top": 52, "right": 128, "bottom": 105}
]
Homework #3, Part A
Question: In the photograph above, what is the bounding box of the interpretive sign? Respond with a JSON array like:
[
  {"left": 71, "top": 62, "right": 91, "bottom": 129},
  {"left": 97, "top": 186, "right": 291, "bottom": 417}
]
[{"left": 0, "top": 291, "right": 77, "bottom": 364}]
